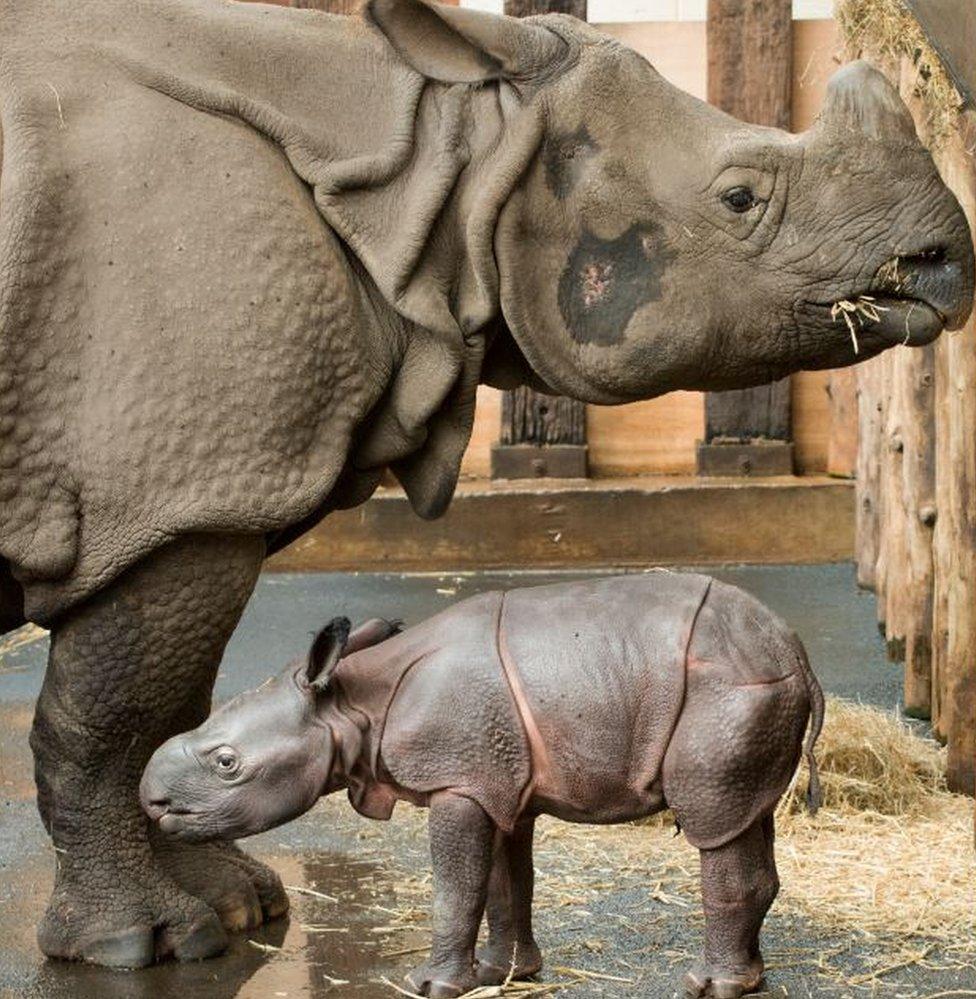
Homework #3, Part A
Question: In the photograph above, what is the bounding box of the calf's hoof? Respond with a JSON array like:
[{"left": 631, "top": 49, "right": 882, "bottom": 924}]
[
  {"left": 38, "top": 877, "right": 227, "bottom": 968},
  {"left": 475, "top": 940, "right": 543, "bottom": 985},
  {"left": 406, "top": 961, "right": 477, "bottom": 997},
  {"left": 684, "top": 957, "right": 765, "bottom": 998}
]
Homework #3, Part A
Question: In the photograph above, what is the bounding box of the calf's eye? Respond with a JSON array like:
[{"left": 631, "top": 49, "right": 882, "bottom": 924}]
[
  {"left": 721, "top": 186, "right": 757, "bottom": 213},
  {"left": 213, "top": 748, "right": 240, "bottom": 778}
]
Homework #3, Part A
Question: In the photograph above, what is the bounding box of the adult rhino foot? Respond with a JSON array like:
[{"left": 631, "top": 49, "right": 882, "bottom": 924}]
[
  {"left": 475, "top": 940, "right": 543, "bottom": 985},
  {"left": 683, "top": 957, "right": 765, "bottom": 998},
  {"left": 153, "top": 838, "right": 288, "bottom": 933},
  {"left": 38, "top": 865, "right": 227, "bottom": 968},
  {"left": 406, "top": 961, "right": 478, "bottom": 997}
]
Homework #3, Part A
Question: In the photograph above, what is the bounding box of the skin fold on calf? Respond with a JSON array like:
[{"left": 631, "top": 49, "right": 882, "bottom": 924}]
[{"left": 142, "top": 574, "right": 824, "bottom": 998}]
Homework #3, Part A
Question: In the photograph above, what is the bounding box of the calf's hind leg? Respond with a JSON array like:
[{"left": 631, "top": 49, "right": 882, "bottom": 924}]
[
  {"left": 475, "top": 817, "right": 543, "bottom": 986},
  {"left": 29, "top": 533, "right": 281, "bottom": 968},
  {"left": 407, "top": 793, "right": 495, "bottom": 998},
  {"left": 684, "top": 815, "right": 778, "bottom": 999}
]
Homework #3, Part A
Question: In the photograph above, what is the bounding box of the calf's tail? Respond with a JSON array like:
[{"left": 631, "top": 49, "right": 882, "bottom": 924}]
[{"left": 794, "top": 638, "right": 825, "bottom": 815}]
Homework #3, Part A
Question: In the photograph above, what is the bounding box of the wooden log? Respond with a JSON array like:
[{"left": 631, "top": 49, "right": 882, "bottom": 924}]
[
  {"left": 872, "top": 349, "right": 894, "bottom": 634},
  {"left": 827, "top": 368, "right": 858, "bottom": 478},
  {"left": 495, "top": 0, "right": 588, "bottom": 479},
  {"left": 931, "top": 328, "right": 951, "bottom": 741},
  {"left": 898, "top": 344, "right": 937, "bottom": 719},
  {"left": 882, "top": 348, "right": 909, "bottom": 661},
  {"left": 933, "top": 116, "right": 976, "bottom": 795},
  {"left": 700, "top": 0, "right": 794, "bottom": 475},
  {"left": 854, "top": 355, "right": 885, "bottom": 590}
]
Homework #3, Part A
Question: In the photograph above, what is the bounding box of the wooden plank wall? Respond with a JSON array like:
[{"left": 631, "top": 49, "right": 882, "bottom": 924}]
[
  {"left": 463, "top": 17, "right": 845, "bottom": 479},
  {"left": 855, "top": 82, "right": 976, "bottom": 796}
]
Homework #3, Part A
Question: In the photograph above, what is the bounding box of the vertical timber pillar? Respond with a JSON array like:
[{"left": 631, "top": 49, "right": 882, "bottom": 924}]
[
  {"left": 697, "top": 0, "right": 794, "bottom": 477},
  {"left": 492, "top": 0, "right": 589, "bottom": 481}
]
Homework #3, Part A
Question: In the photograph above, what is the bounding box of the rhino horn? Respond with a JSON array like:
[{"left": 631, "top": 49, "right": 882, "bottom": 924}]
[
  {"left": 819, "top": 60, "right": 919, "bottom": 143},
  {"left": 366, "top": 0, "right": 568, "bottom": 84}
]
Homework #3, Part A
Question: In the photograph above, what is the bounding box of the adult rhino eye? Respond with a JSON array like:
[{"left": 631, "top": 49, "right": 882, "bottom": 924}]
[
  {"left": 213, "top": 748, "right": 240, "bottom": 779},
  {"left": 721, "top": 186, "right": 757, "bottom": 213}
]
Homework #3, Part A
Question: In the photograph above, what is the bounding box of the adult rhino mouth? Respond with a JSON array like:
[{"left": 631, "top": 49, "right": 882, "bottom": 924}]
[{"left": 811, "top": 248, "right": 966, "bottom": 352}]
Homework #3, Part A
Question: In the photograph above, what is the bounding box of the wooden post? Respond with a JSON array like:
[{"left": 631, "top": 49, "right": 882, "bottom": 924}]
[
  {"left": 931, "top": 333, "right": 950, "bottom": 741},
  {"left": 882, "top": 348, "right": 909, "bottom": 661},
  {"left": 698, "top": 0, "right": 794, "bottom": 477},
  {"left": 872, "top": 349, "right": 893, "bottom": 634},
  {"left": 898, "top": 344, "right": 937, "bottom": 718},
  {"left": 493, "top": 0, "right": 588, "bottom": 480},
  {"left": 935, "top": 117, "right": 976, "bottom": 795},
  {"left": 493, "top": 387, "right": 588, "bottom": 479},
  {"left": 827, "top": 368, "right": 858, "bottom": 478},
  {"left": 854, "top": 356, "right": 884, "bottom": 590}
]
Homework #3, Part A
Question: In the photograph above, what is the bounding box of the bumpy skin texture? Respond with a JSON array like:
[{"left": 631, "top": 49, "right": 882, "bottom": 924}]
[
  {"left": 143, "top": 573, "right": 824, "bottom": 995},
  {"left": 3, "top": 0, "right": 966, "bottom": 967},
  {"left": 29, "top": 534, "right": 278, "bottom": 968}
]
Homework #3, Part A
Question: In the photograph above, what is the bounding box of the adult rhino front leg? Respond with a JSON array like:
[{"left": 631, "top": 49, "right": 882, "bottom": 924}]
[{"left": 28, "top": 533, "right": 282, "bottom": 967}]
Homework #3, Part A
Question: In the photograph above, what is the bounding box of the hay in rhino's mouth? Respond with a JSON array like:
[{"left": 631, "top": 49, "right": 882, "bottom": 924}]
[
  {"left": 829, "top": 294, "right": 945, "bottom": 352},
  {"left": 811, "top": 250, "right": 957, "bottom": 353}
]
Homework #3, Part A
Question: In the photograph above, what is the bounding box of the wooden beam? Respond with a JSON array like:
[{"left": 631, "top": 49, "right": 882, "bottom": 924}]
[
  {"left": 933, "top": 115, "right": 976, "bottom": 796},
  {"left": 699, "top": 0, "right": 794, "bottom": 477},
  {"left": 291, "top": 0, "right": 362, "bottom": 9},
  {"left": 827, "top": 368, "right": 858, "bottom": 478},
  {"left": 854, "top": 355, "right": 884, "bottom": 591},
  {"left": 268, "top": 476, "right": 855, "bottom": 572},
  {"left": 494, "top": 0, "right": 589, "bottom": 480}
]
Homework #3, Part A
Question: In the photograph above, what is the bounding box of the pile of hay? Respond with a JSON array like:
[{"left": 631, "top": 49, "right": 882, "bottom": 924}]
[
  {"left": 772, "top": 698, "right": 973, "bottom": 953},
  {"left": 780, "top": 695, "right": 947, "bottom": 816},
  {"left": 836, "top": 0, "right": 964, "bottom": 143}
]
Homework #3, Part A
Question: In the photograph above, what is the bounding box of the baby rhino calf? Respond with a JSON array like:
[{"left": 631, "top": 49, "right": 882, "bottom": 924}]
[{"left": 141, "top": 574, "right": 822, "bottom": 999}]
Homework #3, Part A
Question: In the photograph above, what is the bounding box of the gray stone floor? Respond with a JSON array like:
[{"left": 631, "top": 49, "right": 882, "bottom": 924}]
[{"left": 1, "top": 565, "right": 967, "bottom": 999}]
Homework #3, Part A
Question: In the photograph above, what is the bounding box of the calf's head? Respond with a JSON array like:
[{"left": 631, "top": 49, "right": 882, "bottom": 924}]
[
  {"left": 140, "top": 618, "right": 358, "bottom": 841},
  {"left": 369, "top": 1, "right": 974, "bottom": 402}
]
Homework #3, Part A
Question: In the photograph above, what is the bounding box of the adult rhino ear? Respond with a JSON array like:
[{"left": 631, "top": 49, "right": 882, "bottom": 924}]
[
  {"left": 306, "top": 617, "right": 351, "bottom": 692},
  {"left": 365, "top": 0, "right": 568, "bottom": 84}
]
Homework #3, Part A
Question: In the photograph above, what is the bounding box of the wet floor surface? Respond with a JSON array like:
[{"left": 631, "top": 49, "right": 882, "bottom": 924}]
[{"left": 1, "top": 565, "right": 967, "bottom": 998}]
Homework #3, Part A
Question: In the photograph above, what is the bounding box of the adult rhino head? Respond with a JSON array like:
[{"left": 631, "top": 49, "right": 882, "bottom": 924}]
[{"left": 370, "top": 0, "right": 973, "bottom": 403}]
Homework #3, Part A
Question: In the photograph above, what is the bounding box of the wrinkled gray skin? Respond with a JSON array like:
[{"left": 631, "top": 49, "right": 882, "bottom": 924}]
[
  {"left": 1, "top": 0, "right": 970, "bottom": 969},
  {"left": 142, "top": 574, "right": 824, "bottom": 998}
]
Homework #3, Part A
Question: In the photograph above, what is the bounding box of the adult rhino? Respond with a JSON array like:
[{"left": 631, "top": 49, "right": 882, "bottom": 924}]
[{"left": 0, "top": 0, "right": 971, "bottom": 969}]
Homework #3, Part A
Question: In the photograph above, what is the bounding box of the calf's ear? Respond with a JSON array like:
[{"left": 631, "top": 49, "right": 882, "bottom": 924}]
[
  {"left": 365, "top": 0, "right": 567, "bottom": 84},
  {"left": 306, "top": 617, "right": 352, "bottom": 692}
]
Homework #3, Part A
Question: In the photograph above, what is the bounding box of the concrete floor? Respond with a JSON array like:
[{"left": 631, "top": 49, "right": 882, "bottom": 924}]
[{"left": 0, "top": 564, "right": 964, "bottom": 999}]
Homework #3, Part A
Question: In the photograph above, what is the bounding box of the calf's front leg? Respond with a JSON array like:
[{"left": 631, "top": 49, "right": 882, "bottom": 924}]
[
  {"left": 475, "top": 817, "right": 542, "bottom": 986},
  {"left": 407, "top": 792, "right": 495, "bottom": 998}
]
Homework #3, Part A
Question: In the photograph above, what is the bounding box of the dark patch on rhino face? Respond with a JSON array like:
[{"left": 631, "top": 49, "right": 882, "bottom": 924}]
[
  {"left": 543, "top": 125, "right": 599, "bottom": 200},
  {"left": 558, "top": 223, "right": 675, "bottom": 345}
]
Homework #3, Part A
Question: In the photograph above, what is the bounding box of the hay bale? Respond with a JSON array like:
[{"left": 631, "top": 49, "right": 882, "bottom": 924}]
[{"left": 780, "top": 695, "right": 947, "bottom": 817}]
